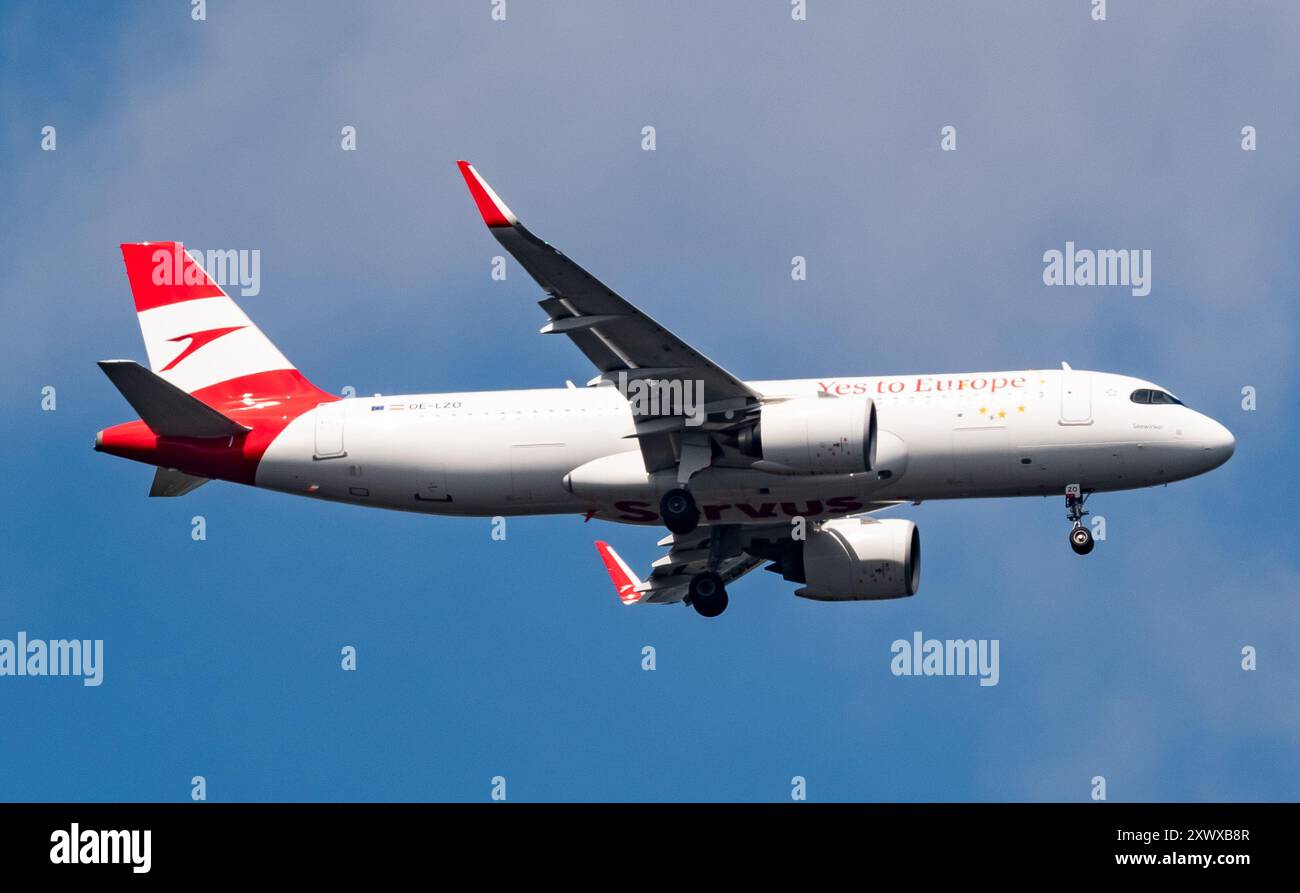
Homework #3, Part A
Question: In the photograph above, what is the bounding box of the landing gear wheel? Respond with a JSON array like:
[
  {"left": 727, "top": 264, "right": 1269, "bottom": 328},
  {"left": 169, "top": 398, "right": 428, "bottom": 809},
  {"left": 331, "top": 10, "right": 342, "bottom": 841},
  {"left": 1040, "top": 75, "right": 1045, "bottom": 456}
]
[
  {"left": 660, "top": 488, "right": 700, "bottom": 535},
  {"left": 1069, "top": 525, "right": 1095, "bottom": 555},
  {"left": 1064, "top": 485, "right": 1094, "bottom": 555},
  {"left": 689, "top": 572, "right": 728, "bottom": 617}
]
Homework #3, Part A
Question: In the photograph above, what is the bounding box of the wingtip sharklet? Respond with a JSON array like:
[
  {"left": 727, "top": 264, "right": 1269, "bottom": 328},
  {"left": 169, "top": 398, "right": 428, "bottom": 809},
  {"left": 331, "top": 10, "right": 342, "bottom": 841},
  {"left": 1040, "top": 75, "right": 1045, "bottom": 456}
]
[
  {"left": 456, "top": 160, "right": 518, "bottom": 228},
  {"left": 594, "top": 540, "right": 645, "bottom": 606}
]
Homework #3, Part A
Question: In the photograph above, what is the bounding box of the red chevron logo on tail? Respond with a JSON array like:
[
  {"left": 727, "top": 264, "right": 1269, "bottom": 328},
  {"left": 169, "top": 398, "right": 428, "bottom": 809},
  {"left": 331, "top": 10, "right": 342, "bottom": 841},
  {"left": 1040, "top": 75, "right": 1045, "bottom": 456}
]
[{"left": 161, "top": 325, "right": 246, "bottom": 372}]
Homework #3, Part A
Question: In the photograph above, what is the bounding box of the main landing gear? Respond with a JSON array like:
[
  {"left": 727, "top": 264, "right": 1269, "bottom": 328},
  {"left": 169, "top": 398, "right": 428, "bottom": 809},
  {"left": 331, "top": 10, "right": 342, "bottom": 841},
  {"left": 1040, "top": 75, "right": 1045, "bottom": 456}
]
[
  {"left": 1065, "top": 484, "right": 1095, "bottom": 555},
  {"left": 682, "top": 526, "right": 737, "bottom": 618},
  {"left": 660, "top": 488, "right": 700, "bottom": 535},
  {"left": 687, "top": 571, "right": 728, "bottom": 618}
]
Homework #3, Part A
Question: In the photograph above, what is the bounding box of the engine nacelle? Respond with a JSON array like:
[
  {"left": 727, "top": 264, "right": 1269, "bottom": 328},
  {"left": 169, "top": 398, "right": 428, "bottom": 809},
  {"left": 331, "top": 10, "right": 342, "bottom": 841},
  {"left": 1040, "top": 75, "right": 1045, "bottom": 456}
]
[
  {"left": 796, "top": 518, "right": 920, "bottom": 601},
  {"left": 740, "top": 397, "right": 876, "bottom": 475}
]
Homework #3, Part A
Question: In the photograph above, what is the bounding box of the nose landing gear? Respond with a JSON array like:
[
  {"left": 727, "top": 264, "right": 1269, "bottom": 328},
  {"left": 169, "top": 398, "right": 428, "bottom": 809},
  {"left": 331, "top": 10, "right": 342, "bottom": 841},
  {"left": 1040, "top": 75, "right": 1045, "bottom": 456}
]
[{"left": 1065, "top": 484, "right": 1095, "bottom": 555}]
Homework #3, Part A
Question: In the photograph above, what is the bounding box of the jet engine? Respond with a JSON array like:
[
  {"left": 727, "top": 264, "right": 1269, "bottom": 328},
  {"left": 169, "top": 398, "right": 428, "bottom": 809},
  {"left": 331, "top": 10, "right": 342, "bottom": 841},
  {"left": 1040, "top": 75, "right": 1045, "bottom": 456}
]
[
  {"left": 795, "top": 517, "right": 919, "bottom": 601},
  {"left": 737, "top": 397, "right": 877, "bottom": 475}
]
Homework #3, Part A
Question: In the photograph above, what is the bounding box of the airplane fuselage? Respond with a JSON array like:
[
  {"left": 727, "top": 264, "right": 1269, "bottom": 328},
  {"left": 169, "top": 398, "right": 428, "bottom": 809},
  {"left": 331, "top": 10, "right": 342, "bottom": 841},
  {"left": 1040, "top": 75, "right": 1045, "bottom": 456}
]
[{"left": 249, "top": 368, "right": 1235, "bottom": 526}]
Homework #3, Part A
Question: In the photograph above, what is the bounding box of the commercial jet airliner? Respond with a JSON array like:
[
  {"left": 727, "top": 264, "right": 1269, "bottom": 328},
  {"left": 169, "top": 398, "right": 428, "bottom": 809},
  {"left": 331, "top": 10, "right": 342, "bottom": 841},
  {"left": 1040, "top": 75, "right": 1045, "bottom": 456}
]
[{"left": 94, "top": 162, "right": 1235, "bottom": 617}]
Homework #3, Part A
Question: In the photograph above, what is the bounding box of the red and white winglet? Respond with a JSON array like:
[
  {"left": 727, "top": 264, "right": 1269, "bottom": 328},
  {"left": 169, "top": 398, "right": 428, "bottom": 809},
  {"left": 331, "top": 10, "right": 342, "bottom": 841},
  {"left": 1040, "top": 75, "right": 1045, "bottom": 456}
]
[
  {"left": 594, "top": 541, "right": 647, "bottom": 606},
  {"left": 456, "top": 160, "right": 518, "bottom": 228}
]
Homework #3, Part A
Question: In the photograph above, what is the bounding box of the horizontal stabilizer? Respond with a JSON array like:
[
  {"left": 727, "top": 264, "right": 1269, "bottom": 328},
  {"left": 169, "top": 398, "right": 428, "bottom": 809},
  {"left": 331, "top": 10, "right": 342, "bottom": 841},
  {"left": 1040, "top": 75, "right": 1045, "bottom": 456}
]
[
  {"left": 150, "top": 467, "right": 210, "bottom": 497},
  {"left": 97, "top": 359, "right": 251, "bottom": 439}
]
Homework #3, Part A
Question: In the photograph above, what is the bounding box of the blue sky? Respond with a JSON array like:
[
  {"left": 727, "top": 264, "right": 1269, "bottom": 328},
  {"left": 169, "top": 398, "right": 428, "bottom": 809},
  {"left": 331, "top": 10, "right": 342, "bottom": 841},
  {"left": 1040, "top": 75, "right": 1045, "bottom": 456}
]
[{"left": 1, "top": 0, "right": 1297, "bottom": 801}]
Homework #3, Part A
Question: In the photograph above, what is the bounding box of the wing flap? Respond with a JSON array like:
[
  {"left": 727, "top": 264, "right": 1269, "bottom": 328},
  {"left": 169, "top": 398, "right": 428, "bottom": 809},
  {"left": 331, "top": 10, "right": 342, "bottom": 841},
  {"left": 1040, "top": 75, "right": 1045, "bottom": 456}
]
[{"left": 642, "top": 553, "right": 765, "bottom": 604}]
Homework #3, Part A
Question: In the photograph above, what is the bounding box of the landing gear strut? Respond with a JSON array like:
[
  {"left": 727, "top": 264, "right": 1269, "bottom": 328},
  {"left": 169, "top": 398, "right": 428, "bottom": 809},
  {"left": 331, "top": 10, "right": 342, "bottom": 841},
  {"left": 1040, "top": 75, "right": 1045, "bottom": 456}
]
[
  {"left": 1065, "top": 484, "right": 1094, "bottom": 555},
  {"left": 660, "top": 488, "right": 700, "bottom": 535},
  {"left": 688, "top": 571, "right": 728, "bottom": 617}
]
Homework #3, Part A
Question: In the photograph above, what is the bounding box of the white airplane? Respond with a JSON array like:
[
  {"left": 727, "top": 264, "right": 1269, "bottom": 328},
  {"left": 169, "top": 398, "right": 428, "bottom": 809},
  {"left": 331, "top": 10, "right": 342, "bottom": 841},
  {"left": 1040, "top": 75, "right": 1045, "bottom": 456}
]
[{"left": 95, "top": 162, "right": 1235, "bottom": 617}]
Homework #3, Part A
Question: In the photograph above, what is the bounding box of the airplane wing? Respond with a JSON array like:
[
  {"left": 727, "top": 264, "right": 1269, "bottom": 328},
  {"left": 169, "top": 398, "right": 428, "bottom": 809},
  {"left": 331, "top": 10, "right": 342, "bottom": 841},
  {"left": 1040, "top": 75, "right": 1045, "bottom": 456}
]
[
  {"left": 596, "top": 533, "right": 765, "bottom": 606},
  {"left": 595, "top": 502, "right": 907, "bottom": 606},
  {"left": 457, "top": 161, "right": 762, "bottom": 472}
]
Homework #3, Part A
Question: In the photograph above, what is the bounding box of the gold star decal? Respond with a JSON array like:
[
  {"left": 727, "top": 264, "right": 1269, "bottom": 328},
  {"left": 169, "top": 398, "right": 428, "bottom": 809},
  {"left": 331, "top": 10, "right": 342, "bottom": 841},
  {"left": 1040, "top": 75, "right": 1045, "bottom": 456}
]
[
  {"left": 1017, "top": 405, "right": 1025, "bottom": 413},
  {"left": 979, "top": 407, "right": 987, "bottom": 415},
  {"left": 997, "top": 410, "right": 1006, "bottom": 419}
]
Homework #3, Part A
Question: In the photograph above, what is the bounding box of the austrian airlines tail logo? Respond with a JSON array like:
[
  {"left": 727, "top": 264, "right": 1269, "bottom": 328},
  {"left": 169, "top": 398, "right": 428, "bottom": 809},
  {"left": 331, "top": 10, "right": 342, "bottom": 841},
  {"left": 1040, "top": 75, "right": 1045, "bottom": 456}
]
[{"left": 161, "top": 325, "right": 246, "bottom": 371}]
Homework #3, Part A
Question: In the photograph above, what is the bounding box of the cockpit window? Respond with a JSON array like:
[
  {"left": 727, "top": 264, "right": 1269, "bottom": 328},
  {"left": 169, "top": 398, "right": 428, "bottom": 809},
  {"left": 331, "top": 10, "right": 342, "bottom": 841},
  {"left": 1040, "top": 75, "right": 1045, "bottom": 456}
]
[{"left": 1130, "top": 388, "right": 1183, "bottom": 406}]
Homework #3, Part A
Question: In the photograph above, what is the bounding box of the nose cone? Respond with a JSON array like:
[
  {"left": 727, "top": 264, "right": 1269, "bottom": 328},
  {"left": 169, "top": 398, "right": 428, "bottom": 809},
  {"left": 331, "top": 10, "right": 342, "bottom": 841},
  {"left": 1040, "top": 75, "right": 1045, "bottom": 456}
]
[{"left": 1199, "top": 416, "right": 1235, "bottom": 471}]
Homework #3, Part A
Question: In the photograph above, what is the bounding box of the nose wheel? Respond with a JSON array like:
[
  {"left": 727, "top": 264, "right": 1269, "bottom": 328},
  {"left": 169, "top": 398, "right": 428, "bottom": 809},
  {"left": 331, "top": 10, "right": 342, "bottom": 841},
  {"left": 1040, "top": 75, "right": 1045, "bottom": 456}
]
[
  {"left": 1069, "top": 525, "right": 1094, "bottom": 555},
  {"left": 1065, "top": 484, "right": 1095, "bottom": 555},
  {"left": 688, "top": 571, "right": 728, "bottom": 617},
  {"left": 660, "top": 488, "right": 700, "bottom": 535}
]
